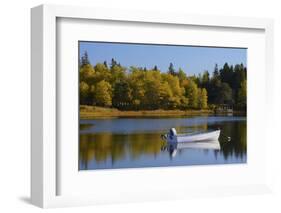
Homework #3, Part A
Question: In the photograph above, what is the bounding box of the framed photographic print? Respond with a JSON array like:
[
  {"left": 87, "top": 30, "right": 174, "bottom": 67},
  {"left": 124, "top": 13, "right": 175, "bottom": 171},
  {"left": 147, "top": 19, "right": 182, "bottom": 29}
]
[
  {"left": 78, "top": 42, "right": 247, "bottom": 170},
  {"left": 31, "top": 4, "right": 274, "bottom": 208}
]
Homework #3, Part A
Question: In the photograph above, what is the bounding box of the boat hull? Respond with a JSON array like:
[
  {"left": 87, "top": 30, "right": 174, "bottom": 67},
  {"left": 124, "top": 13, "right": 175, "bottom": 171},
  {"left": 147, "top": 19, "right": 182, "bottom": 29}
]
[{"left": 168, "top": 130, "right": 220, "bottom": 143}]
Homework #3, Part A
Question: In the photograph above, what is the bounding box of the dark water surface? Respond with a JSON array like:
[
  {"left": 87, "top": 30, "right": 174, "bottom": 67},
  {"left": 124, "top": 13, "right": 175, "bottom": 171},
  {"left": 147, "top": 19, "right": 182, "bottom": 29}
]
[{"left": 79, "top": 116, "right": 246, "bottom": 170}]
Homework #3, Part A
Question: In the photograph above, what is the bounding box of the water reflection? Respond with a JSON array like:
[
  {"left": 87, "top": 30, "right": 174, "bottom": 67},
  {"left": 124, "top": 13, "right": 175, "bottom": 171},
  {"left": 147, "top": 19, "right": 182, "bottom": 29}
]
[
  {"left": 161, "top": 140, "right": 221, "bottom": 158},
  {"left": 79, "top": 117, "right": 246, "bottom": 170}
]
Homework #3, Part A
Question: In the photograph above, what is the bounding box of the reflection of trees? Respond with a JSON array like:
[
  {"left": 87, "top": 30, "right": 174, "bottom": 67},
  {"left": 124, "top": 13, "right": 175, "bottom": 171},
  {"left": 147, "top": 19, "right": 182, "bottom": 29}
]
[
  {"left": 79, "top": 123, "right": 93, "bottom": 130},
  {"left": 79, "top": 120, "right": 247, "bottom": 169},
  {"left": 79, "top": 133, "right": 163, "bottom": 169},
  {"left": 128, "top": 134, "right": 162, "bottom": 159},
  {"left": 209, "top": 121, "right": 246, "bottom": 160},
  {"left": 80, "top": 133, "right": 127, "bottom": 169}
]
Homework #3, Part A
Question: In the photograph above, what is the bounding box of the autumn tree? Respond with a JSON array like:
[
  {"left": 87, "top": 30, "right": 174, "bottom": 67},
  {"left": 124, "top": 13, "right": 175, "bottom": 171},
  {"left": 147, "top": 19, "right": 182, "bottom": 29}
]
[
  {"left": 110, "top": 63, "right": 126, "bottom": 84},
  {"left": 184, "top": 79, "right": 198, "bottom": 109},
  {"left": 94, "top": 80, "right": 112, "bottom": 107},
  {"left": 178, "top": 68, "right": 187, "bottom": 84},
  {"left": 159, "top": 81, "right": 173, "bottom": 109},
  {"left": 143, "top": 71, "right": 162, "bottom": 109},
  {"left": 80, "top": 64, "right": 95, "bottom": 84},
  {"left": 80, "top": 81, "right": 90, "bottom": 105},
  {"left": 198, "top": 88, "right": 208, "bottom": 109},
  {"left": 94, "top": 63, "right": 111, "bottom": 83},
  {"left": 163, "top": 73, "right": 183, "bottom": 108}
]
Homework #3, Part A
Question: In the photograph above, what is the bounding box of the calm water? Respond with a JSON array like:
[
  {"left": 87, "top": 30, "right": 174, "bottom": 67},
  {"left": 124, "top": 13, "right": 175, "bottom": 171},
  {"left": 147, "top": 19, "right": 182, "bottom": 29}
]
[{"left": 79, "top": 116, "right": 246, "bottom": 170}]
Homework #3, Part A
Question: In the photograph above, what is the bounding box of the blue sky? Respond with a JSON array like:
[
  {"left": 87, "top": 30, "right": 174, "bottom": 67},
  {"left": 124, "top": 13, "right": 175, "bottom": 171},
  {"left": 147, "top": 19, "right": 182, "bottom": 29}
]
[{"left": 79, "top": 41, "right": 247, "bottom": 76}]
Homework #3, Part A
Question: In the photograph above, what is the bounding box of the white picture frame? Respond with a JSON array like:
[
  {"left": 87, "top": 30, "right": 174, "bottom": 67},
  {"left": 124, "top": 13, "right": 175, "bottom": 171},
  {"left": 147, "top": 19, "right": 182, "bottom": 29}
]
[{"left": 31, "top": 4, "right": 274, "bottom": 208}]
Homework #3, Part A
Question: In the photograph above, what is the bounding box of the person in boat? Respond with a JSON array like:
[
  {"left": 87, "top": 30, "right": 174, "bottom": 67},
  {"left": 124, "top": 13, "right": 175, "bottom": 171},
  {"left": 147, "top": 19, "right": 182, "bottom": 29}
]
[{"left": 169, "top": 128, "right": 177, "bottom": 141}]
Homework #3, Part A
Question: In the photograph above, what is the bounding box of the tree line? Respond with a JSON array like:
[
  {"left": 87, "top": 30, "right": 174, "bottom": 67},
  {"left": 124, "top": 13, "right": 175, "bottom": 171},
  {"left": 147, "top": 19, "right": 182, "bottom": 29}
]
[{"left": 79, "top": 51, "right": 246, "bottom": 111}]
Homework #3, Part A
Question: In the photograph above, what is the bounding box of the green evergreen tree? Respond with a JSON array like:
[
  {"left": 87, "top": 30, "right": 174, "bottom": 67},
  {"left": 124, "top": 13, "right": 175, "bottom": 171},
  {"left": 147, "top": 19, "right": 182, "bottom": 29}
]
[
  {"left": 238, "top": 80, "right": 247, "bottom": 109},
  {"left": 112, "top": 81, "right": 132, "bottom": 109},
  {"left": 153, "top": 65, "right": 158, "bottom": 71},
  {"left": 168, "top": 62, "right": 176, "bottom": 76},
  {"left": 81, "top": 51, "right": 90, "bottom": 66}
]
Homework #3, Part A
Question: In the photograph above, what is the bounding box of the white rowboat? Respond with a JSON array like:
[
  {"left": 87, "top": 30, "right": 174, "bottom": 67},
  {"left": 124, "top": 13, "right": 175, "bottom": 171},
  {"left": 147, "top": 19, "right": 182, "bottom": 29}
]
[{"left": 165, "top": 128, "right": 221, "bottom": 143}]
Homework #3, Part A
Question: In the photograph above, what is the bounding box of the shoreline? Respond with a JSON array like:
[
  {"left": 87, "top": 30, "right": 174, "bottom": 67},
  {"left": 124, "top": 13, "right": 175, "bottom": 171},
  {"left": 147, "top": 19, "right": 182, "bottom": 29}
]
[
  {"left": 80, "top": 109, "right": 213, "bottom": 119},
  {"left": 80, "top": 105, "right": 246, "bottom": 119}
]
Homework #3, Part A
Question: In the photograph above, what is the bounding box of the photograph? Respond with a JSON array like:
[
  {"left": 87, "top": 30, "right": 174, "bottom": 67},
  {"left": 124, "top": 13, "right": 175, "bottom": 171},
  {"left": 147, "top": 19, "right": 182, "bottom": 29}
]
[{"left": 78, "top": 41, "right": 247, "bottom": 170}]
